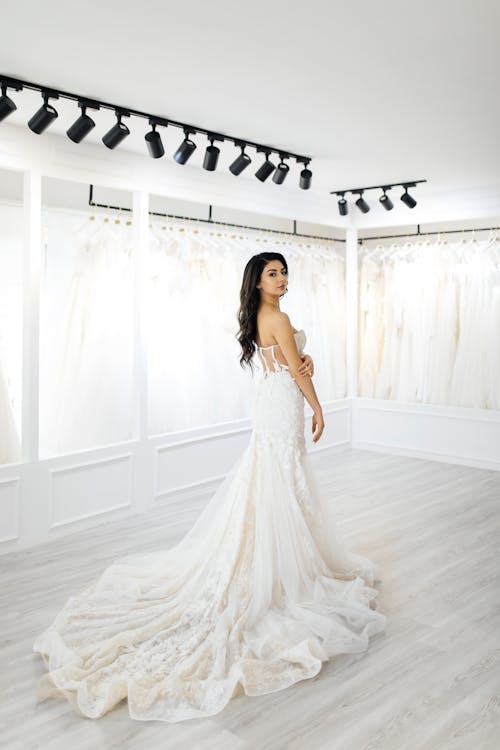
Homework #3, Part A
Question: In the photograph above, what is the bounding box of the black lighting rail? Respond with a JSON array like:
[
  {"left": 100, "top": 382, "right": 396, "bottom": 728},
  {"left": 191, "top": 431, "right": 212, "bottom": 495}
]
[
  {"left": 88, "top": 185, "right": 342, "bottom": 242},
  {"left": 0, "top": 74, "right": 313, "bottom": 188},
  {"left": 331, "top": 179, "right": 427, "bottom": 215},
  {"left": 358, "top": 223, "right": 500, "bottom": 243}
]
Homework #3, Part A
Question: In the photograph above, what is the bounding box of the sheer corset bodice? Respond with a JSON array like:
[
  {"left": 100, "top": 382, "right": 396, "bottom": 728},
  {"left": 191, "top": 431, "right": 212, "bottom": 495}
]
[{"left": 254, "top": 329, "right": 306, "bottom": 378}]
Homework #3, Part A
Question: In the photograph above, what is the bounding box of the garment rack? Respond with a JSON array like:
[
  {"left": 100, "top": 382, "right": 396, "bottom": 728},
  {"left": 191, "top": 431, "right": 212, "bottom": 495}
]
[
  {"left": 358, "top": 223, "right": 500, "bottom": 243},
  {"left": 88, "top": 185, "right": 341, "bottom": 243},
  {"left": 88, "top": 187, "right": 499, "bottom": 245}
]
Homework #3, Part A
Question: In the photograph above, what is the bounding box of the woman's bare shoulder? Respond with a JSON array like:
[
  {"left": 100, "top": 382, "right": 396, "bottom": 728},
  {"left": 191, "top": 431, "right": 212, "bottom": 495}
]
[
  {"left": 267, "top": 311, "right": 297, "bottom": 335},
  {"left": 272, "top": 311, "right": 291, "bottom": 328},
  {"left": 256, "top": 310, "right": 296, "bottom": 346}
]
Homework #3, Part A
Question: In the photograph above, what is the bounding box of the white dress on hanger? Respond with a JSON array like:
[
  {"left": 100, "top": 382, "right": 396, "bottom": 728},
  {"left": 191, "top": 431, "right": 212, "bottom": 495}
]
[
  {"left": 375, "top": 256, "right": 399, "bottom": 400},
  {"left": 0, "top": 352, "right": 20, "bottom": 464},
  {"left": 40, "top": 223, "right": 135, "bottom": 456},
  {"left": 33, "top": 328, "right": 385, "bottom": 723},
  {"left": 358, "top": 254, "right": 385, "bottom": 398},
  {"left": 424, "top": 249, "right": 459, "bottom": 405},
  {"left": 449, "top": 248, "right": 490, "bottom": 408}
]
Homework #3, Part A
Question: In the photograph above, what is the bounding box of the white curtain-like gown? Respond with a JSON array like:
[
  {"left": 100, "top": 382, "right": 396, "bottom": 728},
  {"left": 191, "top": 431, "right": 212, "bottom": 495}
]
[{"left": 33, "top": 329, "right": 386, "bottom": 722}]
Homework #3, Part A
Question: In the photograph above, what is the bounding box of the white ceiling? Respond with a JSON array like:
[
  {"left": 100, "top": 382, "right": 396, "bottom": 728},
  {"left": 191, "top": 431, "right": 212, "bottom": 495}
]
[{"left": 1, "top": 0, "right": 500, "bottom": 229}]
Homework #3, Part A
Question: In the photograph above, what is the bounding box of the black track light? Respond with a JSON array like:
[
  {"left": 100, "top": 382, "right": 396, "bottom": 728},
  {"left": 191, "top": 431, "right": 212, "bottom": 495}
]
[
  {"left": 255, "top": 150, "right": 276, "bottom": 182},
  {"left": 331, "top": 179, "right": 425, "bottom": 213},
  {"left": 145, "top": 120, "right": 165, "bottom": 158},
  {"left": 3, "top": 75, "right": 316, "bottom": 194},
  {"left": 401, "top": 188, "right": 417, "bottom": 208},
  {"left": 229, "top": 143, "right": 251, "bottom": 175},
  {"left": 102, "top": 110, "right": 130, "bottom": 149},
  {"left": 299, "top": 159, "right": 312, "bottom": 190},
  {"left": 0, "top": 83, "right": 17, "bottom": 122},
  {"left": 379, "top": 189, "right": 393, "bottom": 211},
  {"left": 338, "top": 194, "right": 348, "bottom": 216},
  {"left": 66, "top": 102, "right": 97, "bottom": 144},
  {"left": 355, "top": 191, "right": 370, "bottom": 213},
  {"left": 272, "top": 155, "right": 289, "bottom": 185},
  {"left": 28, "top": 91, "right": 59, "bottom": 134},
  {"left": 203, "top": 135, "right": 220, "bottom": 171},
  {"left": 173, "top": 129, "right": 197, "bottom": 164}
]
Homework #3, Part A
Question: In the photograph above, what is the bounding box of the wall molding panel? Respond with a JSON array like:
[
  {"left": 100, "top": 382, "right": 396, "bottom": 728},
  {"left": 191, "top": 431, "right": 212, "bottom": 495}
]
[
  {"left": 352, "top": 398, "right": 500, "bottom": 471},
  {"left": 49, "top": 452, "right": 134, "bottom": 530},
  {"left": 0, "top": 476, "right": 20, "bottom": 543},
  {"left": 0, "top": 397, "right": 498, "bottom": 554}
]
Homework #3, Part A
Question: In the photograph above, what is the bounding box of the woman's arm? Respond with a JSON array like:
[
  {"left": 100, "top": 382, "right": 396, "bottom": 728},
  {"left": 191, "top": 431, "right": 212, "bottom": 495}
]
[{"left": 272, "top": 313, "right": 322, "bottom": 415}]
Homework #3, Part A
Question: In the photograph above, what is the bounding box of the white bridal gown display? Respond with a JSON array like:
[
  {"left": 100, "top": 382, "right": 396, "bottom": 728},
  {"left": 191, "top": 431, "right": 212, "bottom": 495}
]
[
  {"left": 0, "top": 354, "right": 20, "bottom": 464},
  {"left": 33, "top": 328, "right": 386, "bottom": 722}
]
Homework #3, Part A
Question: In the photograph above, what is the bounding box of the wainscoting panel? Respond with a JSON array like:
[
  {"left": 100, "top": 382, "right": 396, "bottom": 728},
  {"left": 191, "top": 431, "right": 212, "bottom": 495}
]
[
  {"left": 1, "top": 398, "right": 498, "bottom": 554},
  {"left": 352, "top": 398, "right": 500, "bottom": 470},
  {"left": 154, "top": 427, "right": 250, "bottom": 501},
  {"left": 0, "top": 476, "right": 20, "bottom": 543},
  {"left": 49, "top": 453, "right": 133, "bottom": 528}
]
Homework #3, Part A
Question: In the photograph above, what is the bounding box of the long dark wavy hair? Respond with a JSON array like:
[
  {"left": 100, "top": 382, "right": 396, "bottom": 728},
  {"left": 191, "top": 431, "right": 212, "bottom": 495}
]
[{"left": 236, "top": 251, "right": 288, "bottom": 373}]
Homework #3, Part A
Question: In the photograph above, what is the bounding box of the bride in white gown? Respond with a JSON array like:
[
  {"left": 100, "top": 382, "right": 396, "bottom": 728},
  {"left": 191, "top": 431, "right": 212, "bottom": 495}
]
[{"left": 33, "top": 252, "right": 386, "bottom": 722}]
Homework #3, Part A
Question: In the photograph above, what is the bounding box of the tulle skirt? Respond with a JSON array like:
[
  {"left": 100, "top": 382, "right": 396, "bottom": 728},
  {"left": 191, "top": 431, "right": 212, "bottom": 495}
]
[{"left": 33, "top": 369, "right": 386, "bottom": 722}]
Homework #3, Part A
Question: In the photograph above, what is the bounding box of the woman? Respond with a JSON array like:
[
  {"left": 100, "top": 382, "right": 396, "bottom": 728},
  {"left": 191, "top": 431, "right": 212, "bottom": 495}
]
[{"left": 33, "top": 251, "right": 386, "bottom": 722}]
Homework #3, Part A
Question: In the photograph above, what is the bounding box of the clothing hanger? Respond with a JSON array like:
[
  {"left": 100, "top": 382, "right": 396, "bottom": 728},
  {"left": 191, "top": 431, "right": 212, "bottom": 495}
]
[
  {"left": 75, "top": 209, "right": 105, "bottom": 244},
  {"left": 398, "top": 234, "right": 416, "bottom": 261},
  {"left": 364, "top": 241, "right": 384, "bottom": 259},
  {"left": 463, "top": 227, "right": 478, "bottom": 251},
  {"left": 380, "top": 240, "right": 398, "bottom": 262},
  {"left": 490, "top": 227, "right": 500, "bottom": 263}
]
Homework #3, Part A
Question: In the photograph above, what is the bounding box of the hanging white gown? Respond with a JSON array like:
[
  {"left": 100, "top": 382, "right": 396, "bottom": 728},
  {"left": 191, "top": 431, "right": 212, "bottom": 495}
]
[
  {"left": 360, "top": 239, "right": 500, "bottom": 410},
  {"left": 0, "top": 352, "right": 20, "bottom": 464},
  {"left": 40, "top": 222, "right": 135, "bottom": 457},
  {"left": 358, "top": 253, "right": 385, "bottom": 398},
  {"left": 32, "top": 329, "right": 386, "bottom": 722}
]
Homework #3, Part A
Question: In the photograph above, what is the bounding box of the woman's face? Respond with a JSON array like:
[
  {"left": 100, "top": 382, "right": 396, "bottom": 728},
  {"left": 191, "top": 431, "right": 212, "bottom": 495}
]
[{"left": 257, "top": 260, "right": 288, "bottom": 297}]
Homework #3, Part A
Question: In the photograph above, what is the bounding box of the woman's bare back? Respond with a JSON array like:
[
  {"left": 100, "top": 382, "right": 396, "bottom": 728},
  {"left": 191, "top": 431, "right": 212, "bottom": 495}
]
[{"left": 255, "top": 311, "right": 298, "bottom": 373}]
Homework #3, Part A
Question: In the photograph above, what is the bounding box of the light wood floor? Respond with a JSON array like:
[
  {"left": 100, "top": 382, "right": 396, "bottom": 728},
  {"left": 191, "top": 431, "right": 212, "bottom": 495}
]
[{"left": 1, "top": 447, "right": 499, "bottom": 750}]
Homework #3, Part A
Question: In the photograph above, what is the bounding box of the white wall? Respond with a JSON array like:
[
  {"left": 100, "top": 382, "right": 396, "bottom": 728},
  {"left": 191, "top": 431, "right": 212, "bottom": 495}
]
[{"left": 0, "top": 123, "right": 498, "bottom": 555}]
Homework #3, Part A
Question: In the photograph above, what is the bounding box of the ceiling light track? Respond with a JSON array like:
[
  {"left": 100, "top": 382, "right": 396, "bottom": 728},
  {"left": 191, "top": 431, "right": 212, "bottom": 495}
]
[
  {"left": 0, "top": 74, "right": 312, "bottom": 189},
  {"left": 331, "top": 180, "right": 427, "bottom": 215}
]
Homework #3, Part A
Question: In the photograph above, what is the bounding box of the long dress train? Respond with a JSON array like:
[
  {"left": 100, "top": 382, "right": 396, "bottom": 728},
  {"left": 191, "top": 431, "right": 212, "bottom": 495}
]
[{"left": 32, "top": 329, "right": 386, "bottom": 722}]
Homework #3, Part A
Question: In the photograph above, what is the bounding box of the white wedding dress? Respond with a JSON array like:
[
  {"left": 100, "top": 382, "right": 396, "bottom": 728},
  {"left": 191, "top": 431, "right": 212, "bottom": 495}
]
[{"left": 33, "top": 329, "right": 386, "bottom": 722}]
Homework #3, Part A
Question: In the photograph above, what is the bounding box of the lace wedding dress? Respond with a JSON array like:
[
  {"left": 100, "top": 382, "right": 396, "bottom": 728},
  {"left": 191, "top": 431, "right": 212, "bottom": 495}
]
[{"left": 33, "top": 328, "right": 386, "bottom": 722}]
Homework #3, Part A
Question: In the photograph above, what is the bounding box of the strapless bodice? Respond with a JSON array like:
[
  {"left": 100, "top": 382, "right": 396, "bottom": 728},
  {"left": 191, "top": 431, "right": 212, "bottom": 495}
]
[
  {"left": 253, "top": 329, "right": 306, "bottom": 379},
  {"left": 254, "top": 329, "right": 306, "bottom": 354}
]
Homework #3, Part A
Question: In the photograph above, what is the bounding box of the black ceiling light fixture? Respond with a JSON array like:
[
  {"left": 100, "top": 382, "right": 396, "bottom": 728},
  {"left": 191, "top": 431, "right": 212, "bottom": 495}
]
[
  {"left": 203, "top": 134, "right": 222, "bottom": 171},
  {"left": 0, "top": 80, "right": 21, "bottom": 122},
  {"left": 272, "top": 153, "right": 290, "bottom": 185},
  {"left": 331, "top": 180, "right": 426, "bottom": 216},
  {"left": 298, "top": 158, "right": 312, "bottom": 190},
  {"left": 102, "top": 109, "right": 130, "bottom": 149},
  {"left": 28, "top": 90, "right": 59, "bottom": 134},
  {"left": 355, "top": 190, "right": 370, "bottom": 213},
  {"left": 66, "top": 99, "right": 100, "bottom": 143},
  {"left": 400, "top": 184, "right": 417, "bottom": 208},
  {"left": 338, "top": 192, "right": 348, "bottom": 216},
  {"left": 229, "top": 141, "right": 252, "bottom": 175},
  {"left": 379, "top": 187, "right": 394, "bottom": 211},
  {"left": 0, "top": 74, "right": 313, "bottom": 192},
  {"left": 173, "top": 127, "right": 197, "bottom": 164},
  {"left": 145, "top": 118, "right": 166, "bottom": 159},
  {"left": 255, "top": 149, "right": 276, "bottom": 182}
]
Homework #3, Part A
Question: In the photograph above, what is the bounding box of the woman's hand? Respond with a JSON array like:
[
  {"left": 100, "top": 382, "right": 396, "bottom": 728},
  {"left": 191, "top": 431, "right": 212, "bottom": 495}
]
[
  {"left": 298, "top": 353, "right": 314, "bottom": 377},
  {"left": 312, "top": 409, "right": 324, "bottom": 443}
]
